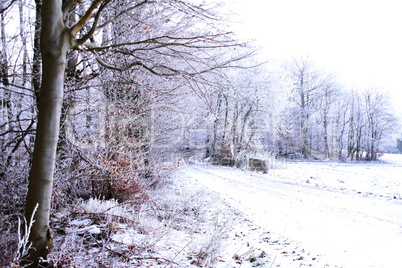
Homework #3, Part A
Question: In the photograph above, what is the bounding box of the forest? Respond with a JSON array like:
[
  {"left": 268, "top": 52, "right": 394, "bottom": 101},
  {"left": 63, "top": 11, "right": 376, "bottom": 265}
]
[{"left": 0, "top": 0, "right": 399, "bottom": 267}]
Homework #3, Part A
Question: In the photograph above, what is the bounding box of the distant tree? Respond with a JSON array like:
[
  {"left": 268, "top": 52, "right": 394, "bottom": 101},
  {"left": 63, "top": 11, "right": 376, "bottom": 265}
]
[
  {"left": 276, "top": 108, "right": 303, "bottom": 155},
  {"left": 346, "top": 88, "right": 395, "bottom": 161},
  {"left": 201, "top": 66, "right": 272, "bottom": 165},
  {"left": 347, "top": 89, "right": 366, "bottom": 160},
  {"left": 287, "top": 57, "right": 323, "bottom": 158},
  {"left": 363, "top": 88, "right": 395, "bottom": 160},
  {"left": 317, "top": 76, "right": 339, "bottom": 158},
  {"left": 333, "top": 94, "right": 350, "bottom": 160}
]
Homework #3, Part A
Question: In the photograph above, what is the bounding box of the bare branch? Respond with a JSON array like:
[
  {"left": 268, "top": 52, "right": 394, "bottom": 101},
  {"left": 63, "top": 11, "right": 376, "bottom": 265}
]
[
  {"left": 75, "top": 0, "right": 112, "bottom": 46},
  {"left": 83, "top": 33, "right": 238, "bottom": 52},
  {"left": 1, "top": 82, "right": 35, "bottom": 93},
  {"left": 96, "top": 0, "right": 151, "bottom": 30},
  {"left": 89, "top": 48, "right": 179, "bottom": 75},
  {"left": 69, "top": 0, "right": 105, "bottom": 36},
  {"left": 90, "top": 46, "right": 257, "bottom": 77},
  {"left": 170, "top": 0, "right": 220, "bottom": 21},
  {"left": 0, "top": 0, "right": 17, "bottom": 14}
]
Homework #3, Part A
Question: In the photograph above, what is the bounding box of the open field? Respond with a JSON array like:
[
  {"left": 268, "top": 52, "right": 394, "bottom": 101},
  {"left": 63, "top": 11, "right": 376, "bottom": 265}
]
[{"left": 184, "top": 154, "right": 402, "bottom": 267}]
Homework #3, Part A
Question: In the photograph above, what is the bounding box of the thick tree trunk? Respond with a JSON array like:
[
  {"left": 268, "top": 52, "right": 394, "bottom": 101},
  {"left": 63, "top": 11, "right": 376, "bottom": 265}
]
[{"left": 24, "top": 0, "right": 70, "bottom": 264}]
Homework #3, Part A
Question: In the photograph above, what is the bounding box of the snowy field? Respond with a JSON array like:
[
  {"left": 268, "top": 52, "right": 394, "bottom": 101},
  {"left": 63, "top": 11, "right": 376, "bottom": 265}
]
[
  {"left": 57, "top": 154, "right": 402, "bottom": 267},
  {"left": 183, "top": 154, "right": 402, "bottom": 267}
]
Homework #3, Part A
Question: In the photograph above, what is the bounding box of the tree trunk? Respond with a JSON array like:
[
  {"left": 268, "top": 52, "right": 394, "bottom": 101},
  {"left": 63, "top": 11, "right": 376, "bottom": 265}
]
[
  {"left": 32, "top": 0, "right": 42, "bottom": 110},
  {"left": 0, "top": 11, "right": 9, "bottom": 87},
  {"left": 323, "top": 113, "right": 329, "bottom": 158},
  {"left": 1, "top": 10, "right": 14, "bottom": 165},
  {"left": 24, "top": 0, "right": 70, "bottom": 264},
  {"left": 211, "top": 94, "right": 222, "bottom": 156},
  {"left": 221, "top": 94, "right": 229, "bottom": 148},
  {"left": 19, "top": 0, "right": 29, "bottom": 88}
]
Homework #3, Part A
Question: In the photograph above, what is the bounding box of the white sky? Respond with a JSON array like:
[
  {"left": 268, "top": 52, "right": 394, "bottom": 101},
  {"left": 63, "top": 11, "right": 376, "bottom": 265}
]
[{"left": 231, "top": 0, "right": 402, "bottom": 115}]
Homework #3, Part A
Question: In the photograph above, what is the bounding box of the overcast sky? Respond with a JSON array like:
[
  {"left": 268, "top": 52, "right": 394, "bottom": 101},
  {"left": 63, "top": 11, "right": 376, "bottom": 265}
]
[{"left": 231, "top": 0, "right": 402, "bottom": 114}]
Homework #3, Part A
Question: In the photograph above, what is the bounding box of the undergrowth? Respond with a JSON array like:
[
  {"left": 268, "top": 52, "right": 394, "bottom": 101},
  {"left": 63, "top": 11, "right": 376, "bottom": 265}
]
[{"left": 13, "top": 169, "right": 234, "bottom": 267}]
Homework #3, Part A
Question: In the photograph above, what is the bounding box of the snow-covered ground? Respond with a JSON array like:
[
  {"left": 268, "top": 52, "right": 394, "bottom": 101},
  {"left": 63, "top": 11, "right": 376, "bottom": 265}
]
[
  {"left": 55, "top": 154, "right": 402, "bottom": 267},
  {"left": 183, "top": 154, "right": 402, "bottom": 267}
]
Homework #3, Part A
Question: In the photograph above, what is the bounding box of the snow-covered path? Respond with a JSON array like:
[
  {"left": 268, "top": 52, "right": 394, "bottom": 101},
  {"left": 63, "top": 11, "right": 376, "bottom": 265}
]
[{"left": 184, "top": 162, "right": 402, "bottom": 268}]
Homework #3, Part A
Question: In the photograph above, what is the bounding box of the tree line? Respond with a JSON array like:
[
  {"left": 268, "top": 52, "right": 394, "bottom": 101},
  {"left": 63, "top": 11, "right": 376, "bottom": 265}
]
[{"left": 278, "top": 57, "right": 396, "bottom": 161}]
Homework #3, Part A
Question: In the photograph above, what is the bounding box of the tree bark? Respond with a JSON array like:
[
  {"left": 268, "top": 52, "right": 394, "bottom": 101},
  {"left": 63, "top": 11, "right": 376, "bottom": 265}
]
[{"left": 24, "top": 0, "right": 70, "bottom": 264}]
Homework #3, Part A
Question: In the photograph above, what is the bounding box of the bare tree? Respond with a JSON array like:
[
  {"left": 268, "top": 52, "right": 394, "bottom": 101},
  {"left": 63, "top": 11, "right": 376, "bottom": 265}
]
[
  {"left": 363, "top": 88, "right": 395, "bottom": 160},
  {"left": 288, "top": 57, "right": 323, "bottom": 158},
  {"left": 317, "top": 76, "right": 340, "bottom": 158},
  {"left": 333, "top": 95, "right": 350, "bottom": 160},
  {"left": 345, "top": 88, "right": 395, "bottom": 161}
]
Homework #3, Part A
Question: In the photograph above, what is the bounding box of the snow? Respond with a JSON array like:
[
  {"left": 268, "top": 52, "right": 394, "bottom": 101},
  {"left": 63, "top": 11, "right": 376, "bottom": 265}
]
[
  {"left": 183, "top": 154, "right": 402, "bottom": 267},
  {"left": 67, "top": 219, "right": 102, "bottom": 235},
  {"left": 70, "top": 219, "right": 93, "bottom": 227},
  {"left": 53, "top": 154, "right": 402, "bottom": 267}
]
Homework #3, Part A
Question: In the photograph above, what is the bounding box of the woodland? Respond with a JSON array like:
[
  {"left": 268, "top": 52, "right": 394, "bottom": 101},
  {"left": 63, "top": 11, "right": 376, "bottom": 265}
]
[{"left": 0, "top": 0, "right": 398, "bottom": 267}]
